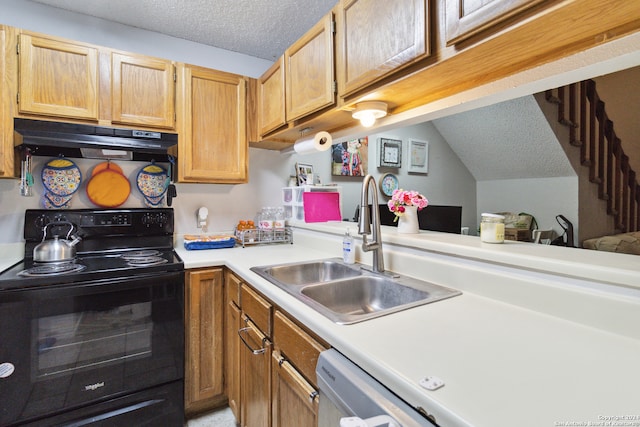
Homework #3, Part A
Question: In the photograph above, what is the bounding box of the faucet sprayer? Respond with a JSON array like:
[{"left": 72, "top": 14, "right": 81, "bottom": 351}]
[{"left": 358, "top": 175, "right": 385, "bottom": 273}]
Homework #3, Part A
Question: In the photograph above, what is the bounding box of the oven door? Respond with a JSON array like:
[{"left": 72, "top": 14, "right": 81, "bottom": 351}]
[{"left": 0, "top": 271, "right": 184, "bottom": 426}]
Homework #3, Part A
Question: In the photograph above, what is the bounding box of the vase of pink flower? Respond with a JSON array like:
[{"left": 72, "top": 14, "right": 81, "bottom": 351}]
[{"left": 387, "top": 189, "right": 428, "bottom": 234}]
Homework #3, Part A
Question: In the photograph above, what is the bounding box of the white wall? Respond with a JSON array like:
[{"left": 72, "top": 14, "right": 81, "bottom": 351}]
[
  {"left": 286, "top": 122, "right": 478, "bottom": 231},
  {"left": 477, "top": 177, "right": 579, "bottom": 238}
]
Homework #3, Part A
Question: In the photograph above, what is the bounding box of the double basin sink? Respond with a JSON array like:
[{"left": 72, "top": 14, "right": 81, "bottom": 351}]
[{"left": 250, "top": 259, "right": 461, "bottom": 324}]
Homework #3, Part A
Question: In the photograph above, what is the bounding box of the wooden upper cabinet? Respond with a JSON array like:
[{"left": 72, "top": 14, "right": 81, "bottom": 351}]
[
  {"left": 258, "top": 56, "right": 286, "bottom": 136},
  {"left": 445, "top": 0, "right": 548, "bottom": 45},
  {"left": 111, "top": 52, "right": 176, "bottom": 129},
  {"left": 18, "top": 33, "right": 98, "bottom": 120},
  {"left": 337, "top": 0, "right": 429, "bottom": 97},
  {"left": 177, "top": 64, "right": 248, "bottom": 183},
  {"left": 0, "top": 26, "right": 14, "bottom": 178},
  {"left": 285, "top": 12, "right": 335, "bottom": 122}
]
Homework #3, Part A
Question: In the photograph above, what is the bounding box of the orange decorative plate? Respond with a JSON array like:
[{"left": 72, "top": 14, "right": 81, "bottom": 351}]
[{"left": 86, "top": 163, "right": 130, "bottom": 208}]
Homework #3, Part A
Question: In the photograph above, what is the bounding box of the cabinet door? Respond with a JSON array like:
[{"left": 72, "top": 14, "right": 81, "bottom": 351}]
[
  {"left": 258, "top": 56, "right": 286, "bottom": 136},
  {"left": 337, "top": 0, "right": 429, "bottom": 97},
  {"left": 185, "top": 268, "right": 225, "bottom": 414},
  {"left": 18, "top": 33, "right": 98, "bottom": 120},
  {"left": 273, "top": 311, "right": 326, "bottom": 386},
  {"left": 271, "top": 351, "right": 319, "bottom": 427},
  {"left": 445, "top": 0, "right": 547, "bottom": 44},
  {"left": 225, "top": 299, "right": 241, "bottom": 422},
  {"left": 239, "top": 316, "right": 272, "bottom": 427},
  {"left": 0, "top": 26, "right": 14, "bottom": 178},
  {"left": 177, "top": 64, "right": 248, "bottom": 183},
  {"left": 285, "top": 13, "right": 335, "bottom": 122},
  {"left": 111, "top": 52, "right": 175, "bottom": 128}
]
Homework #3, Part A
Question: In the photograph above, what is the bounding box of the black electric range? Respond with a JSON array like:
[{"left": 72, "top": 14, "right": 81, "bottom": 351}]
[{"left": 0, "top": 208, "right": 185, "bottom": 427}]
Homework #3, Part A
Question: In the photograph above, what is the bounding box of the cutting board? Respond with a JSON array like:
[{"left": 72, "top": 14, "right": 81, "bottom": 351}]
[{"left": 303, "top": 192, "right": 341, "bottom": 222}]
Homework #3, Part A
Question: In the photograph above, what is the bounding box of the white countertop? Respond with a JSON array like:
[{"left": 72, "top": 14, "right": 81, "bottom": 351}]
[
  {"left": 176, "top": 224, "right": 640, "bottom": 427},
  {"left": 0, "top": 243, "right": 24, "bottom": 272}
]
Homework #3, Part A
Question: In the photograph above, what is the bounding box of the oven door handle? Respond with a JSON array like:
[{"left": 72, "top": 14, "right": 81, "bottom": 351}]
[{"left": 238, "top": 326, "right": 267, "bottom": 355}]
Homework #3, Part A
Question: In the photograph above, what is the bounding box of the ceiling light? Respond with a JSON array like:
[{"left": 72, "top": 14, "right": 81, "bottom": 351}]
[{"left": 352, "top": 101, "right": 388, "bottom": 127}]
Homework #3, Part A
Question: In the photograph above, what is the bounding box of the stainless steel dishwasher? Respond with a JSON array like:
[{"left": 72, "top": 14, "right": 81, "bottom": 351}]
[{"left": 316, "top": 349, "right": 436, "bottom": 427}]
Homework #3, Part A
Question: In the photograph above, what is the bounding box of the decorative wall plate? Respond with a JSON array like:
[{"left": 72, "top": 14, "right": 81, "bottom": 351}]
[
  {"left": 41, "top": 158, "right": 82, "bottom": 196},
  {"left": 137, "top": 163, "right": 168, "bottom": 207}
]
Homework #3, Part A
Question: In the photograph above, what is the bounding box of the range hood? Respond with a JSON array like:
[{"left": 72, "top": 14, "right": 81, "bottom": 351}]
[{"left": 14, "top": 118, "right": 178, "bottom": 162}]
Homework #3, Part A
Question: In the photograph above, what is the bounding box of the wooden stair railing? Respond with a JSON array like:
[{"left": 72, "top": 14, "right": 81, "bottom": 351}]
[{"left": 545, "top": 79, "right": 640, "bottom": 233}]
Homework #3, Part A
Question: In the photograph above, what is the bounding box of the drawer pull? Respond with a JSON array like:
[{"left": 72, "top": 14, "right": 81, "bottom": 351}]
[{"left": 238, "top": 327, "right": 266, "bottom": 355}]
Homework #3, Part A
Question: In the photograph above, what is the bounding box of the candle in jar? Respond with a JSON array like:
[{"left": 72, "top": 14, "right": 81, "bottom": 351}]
[{"left": 480, "top": 213, "right": 505, "bottom": 243}]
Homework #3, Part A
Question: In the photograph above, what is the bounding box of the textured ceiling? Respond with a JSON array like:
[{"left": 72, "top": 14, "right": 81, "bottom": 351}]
[
  {"left": 29, "top": 0, "right": 337, "bottom": 60},
  {"left": 432, "top": 96, "right": 576, "bottom": 181}
]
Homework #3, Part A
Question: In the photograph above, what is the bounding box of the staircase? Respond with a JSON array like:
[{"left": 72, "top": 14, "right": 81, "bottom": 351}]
[{"left": 545, "top": 80, "right": 640, "bottom": 234}]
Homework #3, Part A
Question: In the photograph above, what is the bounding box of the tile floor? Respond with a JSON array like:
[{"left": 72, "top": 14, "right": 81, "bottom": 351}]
[{"left": 185, "top": 406, "right": 237, "bottom": 427}]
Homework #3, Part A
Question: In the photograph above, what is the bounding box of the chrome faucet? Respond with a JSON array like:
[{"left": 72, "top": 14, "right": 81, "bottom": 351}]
[{"left": 358, "top": 174, "right": 385, "bottom": 273}]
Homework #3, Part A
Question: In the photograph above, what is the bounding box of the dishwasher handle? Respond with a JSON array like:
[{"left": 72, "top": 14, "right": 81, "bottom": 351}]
[{"left": 341, "top": 415, "right": 400, "bottom": 427}]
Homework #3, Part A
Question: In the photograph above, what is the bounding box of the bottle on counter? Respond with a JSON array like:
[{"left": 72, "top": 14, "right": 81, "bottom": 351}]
[
  {"left": 258, "top": 207, "right": 274, "bottom": 231},
  {"left": 342, "top": 228, "right": 356, "bottom": 264},
  {"left": 274, "top": 207, "right": 286, "bottom": 231}
]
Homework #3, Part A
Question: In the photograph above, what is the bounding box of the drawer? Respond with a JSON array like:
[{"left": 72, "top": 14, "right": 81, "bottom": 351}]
[
  {"left": 225, "top": 270, "right": 242, "bottom": 306},
  {"left": 273, "top": 310, "right": 327, "bottom": 386},
  {"left": 240, "top": 284, "right": 272, "bottom": 337}
]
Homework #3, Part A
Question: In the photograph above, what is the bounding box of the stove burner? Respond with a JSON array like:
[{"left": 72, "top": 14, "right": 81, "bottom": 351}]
[
  {"left": 18, "top": 262, "right": 86, "bottom": 277},
  {"left": 121, "top": 250, "right": 161, "bottom": 259},
  {"left": 125, "top": 256, "right": 169, "bottom": 267}
]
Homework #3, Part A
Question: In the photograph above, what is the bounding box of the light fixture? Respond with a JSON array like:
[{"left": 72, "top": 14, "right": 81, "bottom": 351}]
[{"left": 352, "top": 101, "right": 388, "bottom": 127}]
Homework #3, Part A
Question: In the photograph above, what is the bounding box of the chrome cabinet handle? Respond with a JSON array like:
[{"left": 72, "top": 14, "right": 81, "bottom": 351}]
[{"left": 238, "top": 327, "right": 266, "bottom": 355}]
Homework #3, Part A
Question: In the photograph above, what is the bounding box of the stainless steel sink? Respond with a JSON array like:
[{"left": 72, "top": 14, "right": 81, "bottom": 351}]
[
  {"left": 250, "top": 258, "right": 461, "bottom": 324},
  {"left": 259, "top": 259, "right": 362, "bottom": 286}
]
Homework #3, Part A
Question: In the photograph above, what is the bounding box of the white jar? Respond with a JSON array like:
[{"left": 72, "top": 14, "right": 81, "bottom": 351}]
[{"left": 480, "top": 213, "right": 505, "bottom": 243}]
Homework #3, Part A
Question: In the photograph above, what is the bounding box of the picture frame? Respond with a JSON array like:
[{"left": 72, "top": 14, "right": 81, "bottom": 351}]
[
  {"left": 295, "top": 162, "right": 314, "bottom": 186},
  {"left": 331, "top": 137, "right": 369, "bottom": 176},
  {"left": 408, "top": 139, "right": 429, "bottom": 174},
  {"left": 377, "top": 137, "right": 402, "bottom": 168}
]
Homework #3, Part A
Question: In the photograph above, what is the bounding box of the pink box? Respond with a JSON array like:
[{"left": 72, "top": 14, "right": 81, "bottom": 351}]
[{"left": 302, "top": 192, "right": 341, "bottom": 222}]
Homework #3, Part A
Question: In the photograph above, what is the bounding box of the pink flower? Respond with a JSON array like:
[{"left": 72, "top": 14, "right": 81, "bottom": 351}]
[{"left": 387, "top": 189, "right": 428, "bottom": 220}]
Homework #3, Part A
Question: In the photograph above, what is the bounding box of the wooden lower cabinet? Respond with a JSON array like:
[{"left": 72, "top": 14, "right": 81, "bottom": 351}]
[
  {"left": 239, "top": 315, "right": 272, "bottom": 427},
  {"left": 224, "top": 272, "right": 325, "bottom": 427},
  {"left": 225, "top": 299, "right": 241, "bottom": 420},
  {"left": 272, "top": 350, "right": 319, "bottom": 427},
  {"left": 184, "top": 268, "right": 226, "bottom": 415}
]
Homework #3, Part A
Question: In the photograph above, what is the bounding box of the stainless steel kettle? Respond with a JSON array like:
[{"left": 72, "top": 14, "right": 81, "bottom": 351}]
[{"left": 33, "top": 221, "right": 82, "bottom": 263}]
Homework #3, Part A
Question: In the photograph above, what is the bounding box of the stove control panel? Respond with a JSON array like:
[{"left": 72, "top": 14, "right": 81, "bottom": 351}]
[
  {"left": 82, "top": 213, "right": 132, "bottom": 227},
  {"left": 142, "top": 212, "right": 169, "bottom": 227},
  {"left": 24, "top": 209, "right": 174, "bottom": 241}
]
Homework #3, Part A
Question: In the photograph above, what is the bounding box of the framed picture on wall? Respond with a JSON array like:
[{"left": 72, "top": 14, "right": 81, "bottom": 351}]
[
  {"left": 408, "top": 139, "right": 429, "bottom": 174},
  {"left": 331, "top": 137, "right": 369, "bottom": 176},
  {"left": 295, "top": 163, "right": 314, "bottom": 186},
  {"left": 377, "top": 137, "right": 402, "bottom": 168}
]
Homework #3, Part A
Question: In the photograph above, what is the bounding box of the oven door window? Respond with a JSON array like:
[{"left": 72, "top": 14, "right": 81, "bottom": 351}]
[{"left": 35, "top": 301, "right": 153, "bottom": 379}]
